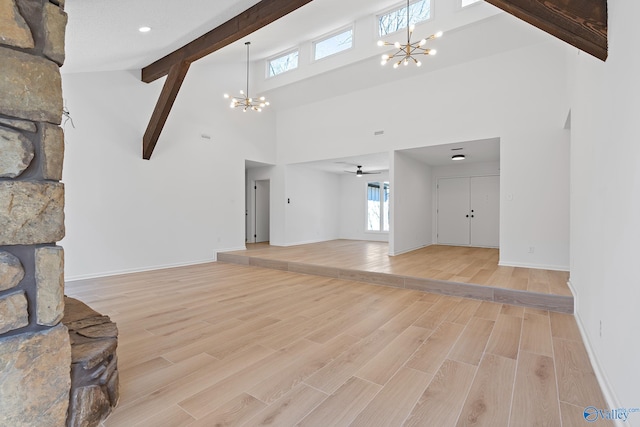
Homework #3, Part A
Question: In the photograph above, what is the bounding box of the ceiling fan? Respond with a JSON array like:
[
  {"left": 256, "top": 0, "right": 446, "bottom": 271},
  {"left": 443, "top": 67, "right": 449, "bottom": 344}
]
[{"left": 345, "top": 165, "right": 381, "bottom": 177}]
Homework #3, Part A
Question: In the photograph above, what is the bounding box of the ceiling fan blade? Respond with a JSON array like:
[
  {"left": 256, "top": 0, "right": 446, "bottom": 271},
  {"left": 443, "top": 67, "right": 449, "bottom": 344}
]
[{"left": 362, "top": 171, "right": 381, "bottom": 174}]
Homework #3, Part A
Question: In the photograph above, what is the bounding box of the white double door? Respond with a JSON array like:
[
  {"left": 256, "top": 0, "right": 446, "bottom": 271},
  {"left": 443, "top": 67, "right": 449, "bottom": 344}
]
[{"left": 437, "top": 176, "right": 499, "bottom": 247}]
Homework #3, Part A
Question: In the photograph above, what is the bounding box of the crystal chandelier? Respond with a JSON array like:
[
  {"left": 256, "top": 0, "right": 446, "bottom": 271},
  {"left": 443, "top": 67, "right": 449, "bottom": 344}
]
[
  {"left": 377, "top": 0, "right": 443, "bottom": 68},
  {"left": 224, "top": 42, "right": 269, "bottom": 112}
]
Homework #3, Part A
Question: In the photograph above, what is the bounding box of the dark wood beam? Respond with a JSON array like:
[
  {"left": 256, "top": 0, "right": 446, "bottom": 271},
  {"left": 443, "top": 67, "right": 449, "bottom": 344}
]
[
  {"left": 485, "top": 0, "right": 607, "bottom": 61},
  {"left": 142, "top": 61, "right": 190, "bottom": 160},
  {"left": 142, "top": 0, "right": 314, "bottom": 83}
]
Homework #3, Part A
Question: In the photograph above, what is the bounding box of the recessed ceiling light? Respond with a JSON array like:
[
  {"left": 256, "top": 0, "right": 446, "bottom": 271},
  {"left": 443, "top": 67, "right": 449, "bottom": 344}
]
[
  {"left": 138, "top": 26, "right": 151, "bottom": 33},
  {"left": 452, "top": 154, "right": 465, "bottom": 161}
]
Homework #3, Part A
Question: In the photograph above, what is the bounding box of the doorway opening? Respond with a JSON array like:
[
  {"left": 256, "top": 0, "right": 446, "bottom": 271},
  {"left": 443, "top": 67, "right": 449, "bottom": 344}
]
[{"left": 254, "top": 180, "right": 270, "bottom": 243}]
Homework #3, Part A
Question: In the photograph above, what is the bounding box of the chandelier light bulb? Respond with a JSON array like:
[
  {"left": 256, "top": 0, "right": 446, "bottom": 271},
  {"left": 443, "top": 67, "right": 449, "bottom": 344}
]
[
  {"left": 224, "top": 42, "right": 269, "bottom": 113},
  {"left": 224, "top": 93, "right": 229, "bottom": 99},
  {"left": 377, "top": 0, "right": 442, "bottom": 70}
]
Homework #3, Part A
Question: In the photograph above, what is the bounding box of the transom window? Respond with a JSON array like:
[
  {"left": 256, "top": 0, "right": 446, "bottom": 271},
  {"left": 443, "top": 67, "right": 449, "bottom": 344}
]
[
  {"left": 367, "top": 181, "right": 390, "bottom": 232},
  {"left": 267, "top": 50, "right": 299, "bottom": 77},
  {"left": 378, "top": 0, "right": 432, "bottom": 37},
  {"left": 461, "top": 0, "right": 481, "bottom": 7},
  {"left": 314, "top": 28, "right": 353, "bottom": 61}
]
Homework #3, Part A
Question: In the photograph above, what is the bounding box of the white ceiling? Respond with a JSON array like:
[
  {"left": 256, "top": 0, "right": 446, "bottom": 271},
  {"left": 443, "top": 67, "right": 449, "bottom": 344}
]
[
  {"left": 63, "top": 0, "right": 421, "bottom": 73},
  {"left": 293, "top": 137, "right": 499, "bottom": 175},
  {"left": 62, "top": 0, "right": 261, "bottom": 73},
  {"left": 61, "top": 1, "right": 548, "bottom": 173}
]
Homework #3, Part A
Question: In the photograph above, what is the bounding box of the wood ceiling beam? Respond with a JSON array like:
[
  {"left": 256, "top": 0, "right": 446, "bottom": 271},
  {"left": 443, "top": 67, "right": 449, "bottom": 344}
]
[
  {"left": 484, "top": 0, "right": 607, "bottom": 61},
  {"left": 142, "top": 61, "right": 190, "bottom": 160},
  {"left": 140, "top": 0, "right": 314, "bottom": 159},
  {"left": 142, "top": 0, "right": 314, "bottom": 83}
]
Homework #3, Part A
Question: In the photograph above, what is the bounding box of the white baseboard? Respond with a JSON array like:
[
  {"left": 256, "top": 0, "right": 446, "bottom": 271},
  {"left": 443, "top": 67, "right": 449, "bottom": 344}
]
[
  {"left": 573, "top": 305, "right": 627, "bottom": 427},
  {"left": 278, "top": 237, "right": 339, "bottom": 247},
  {"left": 498, "top": 260, "right": 569, "bottom": 272},
  {"left": 65, "top": 257, "right": 217, "bottom": 282}
]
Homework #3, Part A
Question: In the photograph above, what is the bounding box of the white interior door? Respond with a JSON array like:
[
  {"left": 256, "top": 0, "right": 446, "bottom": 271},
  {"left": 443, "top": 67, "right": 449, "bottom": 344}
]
[
  {"left": 255, "top": 180, "right": 270, "bottom": 243},
  {"left": 470, "top": 175, "right": 500, "bottom": 247},
  {"left": 437, "top": 177, "right": 471, "bottom": 245}
]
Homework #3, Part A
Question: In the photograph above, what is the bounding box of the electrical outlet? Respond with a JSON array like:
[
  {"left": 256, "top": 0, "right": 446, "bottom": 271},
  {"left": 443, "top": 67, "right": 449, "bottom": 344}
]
[{"left": 528, "top": 246, "right": 535, "bottom": 254}]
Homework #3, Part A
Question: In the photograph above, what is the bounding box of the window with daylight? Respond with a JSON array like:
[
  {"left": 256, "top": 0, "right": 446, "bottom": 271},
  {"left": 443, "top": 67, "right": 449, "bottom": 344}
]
[
  {"left": 314, "top": 28, "right": 353, "bottom": 61},
  {"left": 267, "top": 50, "right": 299, "bottom": 77},
  {"left": 461, "top": 0, "right": 481, "bottom": 7},
  {"left": 367, "top": 182, "right": 390, "bottom": 232},
  {"left": 378, "top": 0, "right": 432, "bottom": 37}
]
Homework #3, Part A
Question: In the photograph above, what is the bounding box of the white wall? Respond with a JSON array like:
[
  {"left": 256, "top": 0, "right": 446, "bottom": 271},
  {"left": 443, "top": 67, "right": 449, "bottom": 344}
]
[
  {"left": 568, "top": 1, "right": 640, "bottom": 414},
  {"left": 276, "top": 41, "right": 570, "bottom": 270},
  {"left": 391, "top": 152, "right": 433, "bottom": 255},
  {"left": 61, "top": 62, "right": 277, "bottom": 280},
  {"left": 338, "top": 171, "right": 390, "bottom": 243},
  {"left": 280, "top": 165, "right": 341, "bottom": 246}
]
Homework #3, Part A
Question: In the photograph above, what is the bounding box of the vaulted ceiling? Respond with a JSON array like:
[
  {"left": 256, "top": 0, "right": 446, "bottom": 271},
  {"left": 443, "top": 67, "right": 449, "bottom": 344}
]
[{"left": 63, "top": 0, "right": 606, "bottom": 159}]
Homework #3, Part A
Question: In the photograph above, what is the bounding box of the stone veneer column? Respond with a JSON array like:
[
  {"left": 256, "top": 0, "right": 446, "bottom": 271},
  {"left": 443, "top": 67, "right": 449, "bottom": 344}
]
[{"left": 0, "top": 0, "right": 71, "bottom": 426}]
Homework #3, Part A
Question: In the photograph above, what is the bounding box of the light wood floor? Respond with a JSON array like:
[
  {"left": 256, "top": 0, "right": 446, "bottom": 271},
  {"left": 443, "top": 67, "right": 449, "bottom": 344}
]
[
  {"left": 220, "top": 241, "right": 573, "bottom": 313},
  {"left": 65, "top": 261, "right": 609, "bottom": 427},
  {"left": 227, "top": 241, "right": 571, "bottom": 295}
]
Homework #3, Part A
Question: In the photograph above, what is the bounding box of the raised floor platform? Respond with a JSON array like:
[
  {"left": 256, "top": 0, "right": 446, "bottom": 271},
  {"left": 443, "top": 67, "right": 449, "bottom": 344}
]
[{"left": 218, "top": 240, "right": 574, "bottom": 313}]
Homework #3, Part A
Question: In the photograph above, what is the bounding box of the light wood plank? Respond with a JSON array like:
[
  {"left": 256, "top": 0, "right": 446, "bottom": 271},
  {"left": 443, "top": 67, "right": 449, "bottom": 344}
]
[
  {"left": 297, "top": 377, "right": 381, "bottom": 427},
  {"left": 355, "top": 325, "right": 432, "bottom": 385},
  {"left": 247, "top": 334, "right": 357, "bottom": 404},
  {"left": 449, "top": 318, "right": 495, "bottom": 366},
  {"left": 509, "top": 351, "right": 561, "bottom": 427},
  {"left": 473, "top": 301, "right": 502, "bottom": 320},
  {"left": 188, "top": 393, "right": 266, "bottom": 427},
  {"left": 553, "top": 338, "right": 609, "bottom": 408},
  {"left": 550, "top": 311, "right": 582, "bottom": 341},
  {"left": 242, "top": 384, "right": 327, "bottom": 426},
  {"left": 406, "top": 321, "right": 465, "bottom": 374},
  {"left": 350, "top": 367, "right": 433, "bottom": 427},
  {"left": 404, "top": 359, "right": 476, "bottom": 427},
  {"left": 178, "top": 339, "right": 318, "bottom": 419},
  {"left": 132, "top": 405, "right": 194, "bottom": 427},
  {"left": 303, "top": 329, "right": 397, "bottom": 394},
  {"left": 455, "top": 354, "right": 516, "bottom": 427},
  {"left": 520, "top": 312, "right": 553, "bottom": 356},
  {"left": 485, "top": 314, "right": 522, "bottom": 359}
]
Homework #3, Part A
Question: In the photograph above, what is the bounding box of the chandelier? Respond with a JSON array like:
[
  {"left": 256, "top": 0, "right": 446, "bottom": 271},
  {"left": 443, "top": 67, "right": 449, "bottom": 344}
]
[
  {"left": 224, "top": 42, "right": 269, "bottom": 112},
  {"left": 377, "top": 0, "right": 442, "bottom": 68}
]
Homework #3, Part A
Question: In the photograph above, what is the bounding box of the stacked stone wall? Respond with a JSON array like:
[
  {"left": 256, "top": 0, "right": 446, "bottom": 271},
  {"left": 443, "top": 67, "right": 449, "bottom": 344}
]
[{"left": 0, "top": 0, "right": 71, "bottom": 425}]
